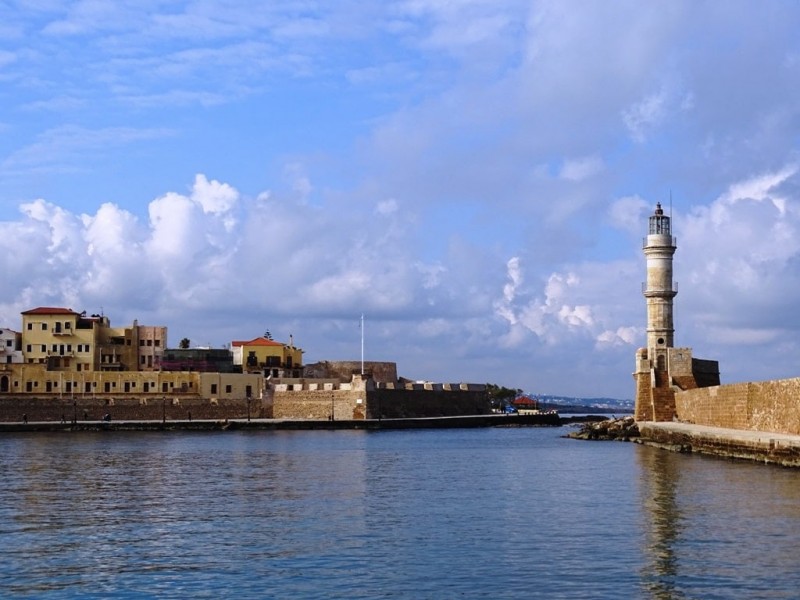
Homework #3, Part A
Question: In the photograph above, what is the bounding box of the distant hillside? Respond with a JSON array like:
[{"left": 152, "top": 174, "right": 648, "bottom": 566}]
[{"left": 533, "top": 394, "right": 634, "bottom": 414}]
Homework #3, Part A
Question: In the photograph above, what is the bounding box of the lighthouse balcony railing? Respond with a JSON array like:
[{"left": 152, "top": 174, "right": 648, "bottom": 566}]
[
  {"left": 642, "top": 282, "right": 678, "bottom": 294},
  {"left": 642, "top": 236, "right": 677, "bottom": 248}
]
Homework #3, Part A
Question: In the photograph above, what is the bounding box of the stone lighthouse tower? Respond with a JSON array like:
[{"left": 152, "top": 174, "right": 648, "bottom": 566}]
[
  {"left": 634, "top": 202, "right": 719, "bottom": 422},
  {"left": 643, "top": 202, "right": 676, "bottom": 369}
]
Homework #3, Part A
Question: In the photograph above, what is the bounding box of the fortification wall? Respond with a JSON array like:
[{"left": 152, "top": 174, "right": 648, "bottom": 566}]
[
  {"left": 303, "top": 361, "right": 398, "bottom": 384},
  {"left": 0, "top": 395, "right": 268, "bottom": 423},
  {"left": 272, "top": 388, "right": 366, "bottom": 420},
  {"left": 675, "top": 377, "right": 800, "bottom": 435},
  {"left": 366, "top": 387, "right": 490, "bottom": 419}
]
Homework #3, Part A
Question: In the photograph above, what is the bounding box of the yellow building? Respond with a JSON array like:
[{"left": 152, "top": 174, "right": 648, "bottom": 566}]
[
  {"left": 20, "top": 307, "right": 166, "bottom": 373},
  {"left": 231, "top": 336, "right": 303, "bottom": 377}
]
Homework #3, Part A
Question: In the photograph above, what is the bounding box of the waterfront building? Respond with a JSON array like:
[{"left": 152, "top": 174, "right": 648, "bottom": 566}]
[
  {"left": 232, "top": 336, "right": 303, "bottom": 378},
  {"left": 0, "top": 328, "right": 23, "bottom": 365},
  {"left": 19, "top": 307, "right": 166, "bottom": 373},
  {"left": 161, "top": 348, "right": 236, "bottom": 373}
]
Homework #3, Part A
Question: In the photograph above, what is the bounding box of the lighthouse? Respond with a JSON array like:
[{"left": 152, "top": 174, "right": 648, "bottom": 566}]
[
  {"left": 643, "top": 202, "right": 676, "bottom": 370},
  {"left": 634, "top": 201, "right": 719, "bottom": 422}
]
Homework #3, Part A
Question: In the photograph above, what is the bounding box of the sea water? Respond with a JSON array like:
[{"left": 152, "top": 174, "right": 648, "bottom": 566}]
[{"left": 1, "top": 427, "right": 799, "bottom": 599}]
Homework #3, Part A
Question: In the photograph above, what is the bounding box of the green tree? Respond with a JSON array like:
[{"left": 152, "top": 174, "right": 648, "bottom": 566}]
[
  {"left": 179, "top": 338, "right": 190, "bottom": 349},
  {"left": 486, "top": 383, "right": 523, "bottom": 410}
]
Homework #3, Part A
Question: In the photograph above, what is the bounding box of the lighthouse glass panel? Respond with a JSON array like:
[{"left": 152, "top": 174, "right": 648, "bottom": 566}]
[{"left": 649, "top": 215, "right": 670, "bottom": 235}]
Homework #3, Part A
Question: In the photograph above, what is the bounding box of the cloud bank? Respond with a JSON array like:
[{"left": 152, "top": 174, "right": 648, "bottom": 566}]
[{"left": 1, "top": 1, "right": 800, "bottom": 398}]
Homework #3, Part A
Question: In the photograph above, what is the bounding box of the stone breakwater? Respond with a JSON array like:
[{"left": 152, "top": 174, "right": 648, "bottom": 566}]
[
  {"left": 565, "top": 416, "right": 640, "bottom": 441},
  {"left": 567, "top": 417, "right": 800, "bottom": 468}
]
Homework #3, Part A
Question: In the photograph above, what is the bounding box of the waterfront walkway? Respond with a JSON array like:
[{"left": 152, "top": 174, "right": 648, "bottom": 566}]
[
  {"left": 638, "top": 421, "right": 800, "bottom": 467},
  {"left": 0, "top": 412, "right": 564, "bottom": 432}
]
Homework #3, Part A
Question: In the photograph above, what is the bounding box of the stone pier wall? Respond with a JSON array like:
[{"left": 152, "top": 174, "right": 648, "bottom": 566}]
[
  {"left": 0, "top": 395, "right": 268, "bottom": 422},
  {"left": 675, "top": 377, "right": 800, "bottom": 436},
  {"left": 366, "top": 386, "right": 490, "bottom": 419}
]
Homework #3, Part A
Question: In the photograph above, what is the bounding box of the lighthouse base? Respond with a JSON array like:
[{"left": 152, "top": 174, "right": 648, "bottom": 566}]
[{"left": 634, "top": 347, "right": 720, "bottom": 422}]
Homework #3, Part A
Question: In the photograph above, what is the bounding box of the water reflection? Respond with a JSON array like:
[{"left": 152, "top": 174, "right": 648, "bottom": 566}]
[
  {"left": 636, "top": 445, "right": 800, "bottom": 599},
  {"left": 637, "top": 447, "right": 685, "bottom": 600}
]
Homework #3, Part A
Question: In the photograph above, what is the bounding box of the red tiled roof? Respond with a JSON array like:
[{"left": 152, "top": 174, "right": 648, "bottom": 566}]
[
  {"left": 21, "top": 307, "right": 79, "bottom": 316},
  {"left": 231, "top": 337, "right": 285, "bottom": 347},
  {"left": 512, "top": 395, "right": 538, "bottom": 406}
]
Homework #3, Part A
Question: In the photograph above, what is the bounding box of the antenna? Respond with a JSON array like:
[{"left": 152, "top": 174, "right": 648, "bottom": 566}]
[{"left": 669, "top": 190, "right": 673, "bottom": 220}]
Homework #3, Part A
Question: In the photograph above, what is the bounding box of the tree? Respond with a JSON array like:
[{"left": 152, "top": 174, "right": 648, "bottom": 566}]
[
  {"left": 179, "top": 338, "right": 190, "bottom": 349},
  {"left": 486, "top": 383, "right": 523, "bottom": 409},
  {"left": 264, "top": 330, "right": 273, "bottom": 340}
]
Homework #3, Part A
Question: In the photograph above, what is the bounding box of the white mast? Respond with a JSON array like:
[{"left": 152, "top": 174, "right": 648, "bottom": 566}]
[{"left": 360, "top": 314, "right": 364, "bottom": 375}]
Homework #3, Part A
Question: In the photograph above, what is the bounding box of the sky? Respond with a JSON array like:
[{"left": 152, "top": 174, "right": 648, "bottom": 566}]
[{"left": 2, "top": 1, "right": 800, "bottom": 399}]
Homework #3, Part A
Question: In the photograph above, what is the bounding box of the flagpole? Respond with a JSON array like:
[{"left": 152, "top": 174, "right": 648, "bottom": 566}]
[{"left": 360, "top": 314, "right": 364, "bottom": 375}]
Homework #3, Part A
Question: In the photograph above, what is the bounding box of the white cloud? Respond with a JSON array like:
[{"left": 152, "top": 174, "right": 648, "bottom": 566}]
[
  {"left": 559, "top": 156, "right": 604, "bottom": 182},
  {"left": 608, "top": 195, "right": 649, "bottom": 235},
  {"left": 596, "top": 326, "right": 639, "bottom": 348},
  {"left": 191, "top": 173, "right": 239, "bottom": 217},
  {"left": 375, "top": 198, "right": 398, "bottom": 215},
  {"left": 3, "top": 2, "right": 800, "bottom": 398},
  {"left": 622, "top": 89, "right": 667, "bottom": 143}
]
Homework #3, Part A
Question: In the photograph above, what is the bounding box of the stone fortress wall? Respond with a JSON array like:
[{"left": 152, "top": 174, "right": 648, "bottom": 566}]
[
  {"left": 674, "top": 378, "right": 800, "bottom": 436},
  {"left": 0, "top": 360, "right": 490, "bottom": 423}
]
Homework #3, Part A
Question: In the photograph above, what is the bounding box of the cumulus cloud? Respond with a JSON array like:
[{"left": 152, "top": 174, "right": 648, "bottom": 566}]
[{"left": 2, "top": 2, "right": 800, "bottom": 398}]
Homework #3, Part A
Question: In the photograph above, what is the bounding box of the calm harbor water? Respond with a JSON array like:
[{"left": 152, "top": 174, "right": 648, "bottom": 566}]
[{"left": 1, "top": 426, "right": 800, "bottom": 599}]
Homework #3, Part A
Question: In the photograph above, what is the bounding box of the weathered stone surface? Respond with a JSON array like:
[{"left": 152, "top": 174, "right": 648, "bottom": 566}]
[
  {"left": 637, "top": 422, "right": 800, "bottom": 468},
  {"left": 566, "top": 416, "right": 640, "bottom": 441}
]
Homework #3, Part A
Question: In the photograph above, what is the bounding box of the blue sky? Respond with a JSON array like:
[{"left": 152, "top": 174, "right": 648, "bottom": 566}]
[{"left": 2, "top": 1, "right": 800, "bottom": 398}]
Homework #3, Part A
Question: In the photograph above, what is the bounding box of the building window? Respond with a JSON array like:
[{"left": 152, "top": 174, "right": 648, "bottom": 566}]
[
  {"left": 40, "top": 345, "right": 46, "bottom": 352},
  {"left": 225, "top": 385, "right": 232, "bottom": 394},
  {"left": 147, "top": 339, "right": 153, "bottom": 346},
  {"left": 26, "top": 345, "right": 31, "bottom": 353},
  {"left": 140, "top": 340, "right": 145, "bottom": 346},
  {"left": 155, "top": 340, "right": 161, "bottom": 347},
  {"left": 52, "top": 344, "right": 57, "bottom": 352},
  {"left": 42, "top": 323, "right": 47, "bottom": 331},
  {"left": 27, "top": 323, "right": 32, "bottom": 330},
  {"left": 211, "top": 384, "right": 218, "bottom": 394}
]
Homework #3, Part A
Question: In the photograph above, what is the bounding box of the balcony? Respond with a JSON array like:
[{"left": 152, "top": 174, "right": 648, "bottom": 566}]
[{"left": 641, "top": 282, "right": 678, "bottom": 297}]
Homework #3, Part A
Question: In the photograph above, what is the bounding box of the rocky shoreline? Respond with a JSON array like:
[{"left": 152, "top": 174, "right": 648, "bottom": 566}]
[{"left": 565, "top": 416, "right": 640, "bottom": 441}]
